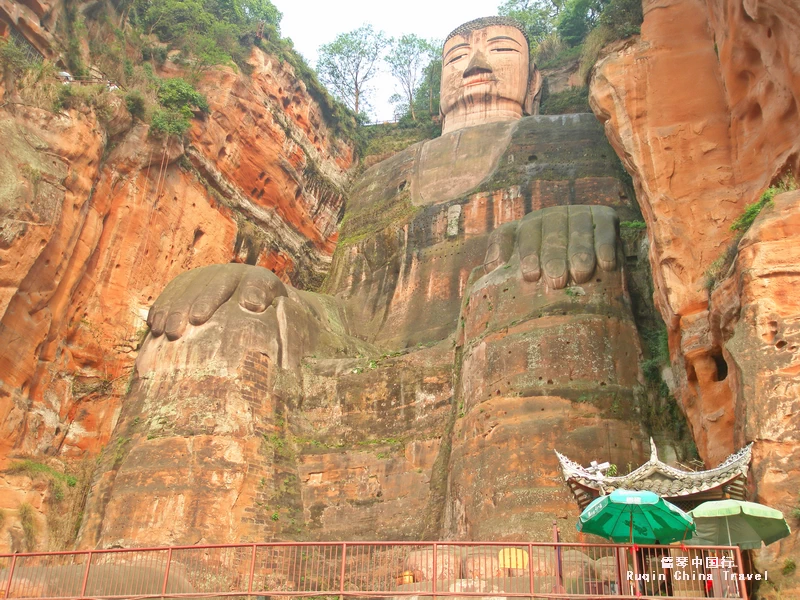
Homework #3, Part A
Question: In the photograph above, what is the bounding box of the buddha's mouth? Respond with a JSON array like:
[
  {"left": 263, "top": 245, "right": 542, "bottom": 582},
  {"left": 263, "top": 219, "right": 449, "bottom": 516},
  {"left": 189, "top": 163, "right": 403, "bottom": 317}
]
[{"left": 463, "top": 75, "right": 497, "bottom": 87}]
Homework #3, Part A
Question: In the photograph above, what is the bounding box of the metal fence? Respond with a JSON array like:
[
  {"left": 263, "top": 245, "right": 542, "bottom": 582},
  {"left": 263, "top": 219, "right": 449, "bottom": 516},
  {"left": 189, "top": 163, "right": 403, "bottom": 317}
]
[{"left": 1, "top": 541, "right": 748, "bottom": 599}]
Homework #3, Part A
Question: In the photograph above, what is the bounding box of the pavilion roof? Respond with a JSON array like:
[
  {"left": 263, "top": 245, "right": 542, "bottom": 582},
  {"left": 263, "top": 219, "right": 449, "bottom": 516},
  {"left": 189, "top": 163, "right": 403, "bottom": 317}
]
[{"left": 556, "top": 439, "right": 751, "bottom": 507}]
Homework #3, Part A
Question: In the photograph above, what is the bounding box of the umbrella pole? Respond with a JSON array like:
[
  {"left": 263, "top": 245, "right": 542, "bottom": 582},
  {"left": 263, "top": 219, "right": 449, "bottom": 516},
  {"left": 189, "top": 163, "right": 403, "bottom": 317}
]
[
  {"left": 629, "top": 515, "right": 641, "bottom": 596},
  {"left": 726, "top": 516, "right": 732, "bottom": 547}
]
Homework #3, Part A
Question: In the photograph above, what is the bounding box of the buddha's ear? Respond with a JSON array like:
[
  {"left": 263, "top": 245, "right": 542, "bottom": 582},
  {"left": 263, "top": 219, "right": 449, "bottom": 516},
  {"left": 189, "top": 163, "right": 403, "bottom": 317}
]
[{"left": 523, "top": 65, "right": 543, "bottom": 115}]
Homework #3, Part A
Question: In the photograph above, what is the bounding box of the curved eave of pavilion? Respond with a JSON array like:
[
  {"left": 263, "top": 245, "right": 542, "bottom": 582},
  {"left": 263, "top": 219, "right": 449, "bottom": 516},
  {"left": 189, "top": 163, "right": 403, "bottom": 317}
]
[{"left": 555, "top": 441, "right": 752, "bottom": 510}]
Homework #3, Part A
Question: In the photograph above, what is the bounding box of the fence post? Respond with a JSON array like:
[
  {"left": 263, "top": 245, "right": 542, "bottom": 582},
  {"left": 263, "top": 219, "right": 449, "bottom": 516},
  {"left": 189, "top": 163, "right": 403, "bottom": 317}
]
[
  {"left": 339, "top": 543, "right": 347, "bottom": 600},
  {"left": 528, "top": 543, "right": 534, "bottom": 600},
  {"left": 735, "top": 547, "right": 748, "bottom": 600},
  {"left": 248, "top": 544, "right": 257, "bottom": 595},
  {"left": 161, "top": 547, "right": 173, "bottom": 596},
  {"left": 80, "top": 551, "right": 93, "bottom": 598},
  {"left": 631, "top": 545, "right": 640, "bottom": 597},
  {"left": 432, "top": 543, "right": 437, "bottom": 598},
  {"left": 3, "top": 555, "right": 16, "bottom": 599}
]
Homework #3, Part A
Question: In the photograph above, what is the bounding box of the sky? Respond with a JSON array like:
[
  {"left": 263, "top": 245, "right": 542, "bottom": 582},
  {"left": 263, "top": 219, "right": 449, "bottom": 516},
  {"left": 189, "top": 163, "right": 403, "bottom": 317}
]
[{"left": 277, "top": 0, "right": 505, "bottom": 121}]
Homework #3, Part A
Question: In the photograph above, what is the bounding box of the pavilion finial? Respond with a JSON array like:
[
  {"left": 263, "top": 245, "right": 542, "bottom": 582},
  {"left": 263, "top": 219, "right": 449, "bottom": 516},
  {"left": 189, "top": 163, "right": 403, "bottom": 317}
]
[{"left": 650, "top": 437, "right": 659, "bottom": 462}]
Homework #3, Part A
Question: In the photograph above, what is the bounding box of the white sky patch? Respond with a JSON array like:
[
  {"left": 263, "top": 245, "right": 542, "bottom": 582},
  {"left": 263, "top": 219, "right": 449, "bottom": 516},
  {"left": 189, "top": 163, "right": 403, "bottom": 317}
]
[{"left": 277, "top": 0, "right": 504, "bottom": 121}]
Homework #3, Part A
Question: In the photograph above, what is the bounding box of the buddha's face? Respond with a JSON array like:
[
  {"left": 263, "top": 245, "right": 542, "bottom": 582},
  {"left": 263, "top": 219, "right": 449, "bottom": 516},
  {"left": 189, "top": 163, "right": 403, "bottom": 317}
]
[{"left": 440, "top": 24, "right": 529, "bottom": 127}]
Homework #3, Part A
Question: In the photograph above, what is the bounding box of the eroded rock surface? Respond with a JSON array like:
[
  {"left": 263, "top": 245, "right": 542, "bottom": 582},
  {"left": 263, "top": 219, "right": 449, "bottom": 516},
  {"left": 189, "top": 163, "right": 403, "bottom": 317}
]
[
  {"left": 591, "top": 0, "right": 800, "bottom": 590},
  {"left": 0, "top": 46, "right": 352, "bottom": 551}
]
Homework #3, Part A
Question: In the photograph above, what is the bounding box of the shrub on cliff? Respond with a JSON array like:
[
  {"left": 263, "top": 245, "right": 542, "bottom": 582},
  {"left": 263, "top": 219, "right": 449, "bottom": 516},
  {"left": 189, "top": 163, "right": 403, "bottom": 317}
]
[
  {"left": 0, "top": 39, "right": 32, "bottom": 75},
  {"left": 599, "top": 0, "right": 643, "bottom": 39},
  {"left": 125, "top": 91, "right": 147, "bottom": 121},
  {"left": 151, "top": 108, "right": 192, "bottom": 136},
  {"left": 149, "top": 78, "right": 208, "bottom": 138},
  {"left": 129, "top": 0, "right": 282, "bottom": 71},
  {"left": 157, "top": 77, "right": 209, "bottom": 114}
]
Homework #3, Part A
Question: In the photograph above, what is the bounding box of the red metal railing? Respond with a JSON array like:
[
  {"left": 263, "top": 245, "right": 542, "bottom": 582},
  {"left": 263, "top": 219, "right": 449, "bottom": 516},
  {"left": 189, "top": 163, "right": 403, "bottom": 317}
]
[{"left": 1, "top": 541, "right": 748, "bottom": 599}]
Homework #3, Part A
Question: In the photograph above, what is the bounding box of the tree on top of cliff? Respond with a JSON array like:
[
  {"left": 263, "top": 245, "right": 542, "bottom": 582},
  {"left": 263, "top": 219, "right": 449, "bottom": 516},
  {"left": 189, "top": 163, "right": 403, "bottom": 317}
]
[
  {"left": 317, "top": 25, "right": 390, "bottom": 118},
  {"left": 385, "top": 35, "right": 436, "bottom": 122},
  {"left": 499, "top": 0, "right": 565, "bottom": 49}
]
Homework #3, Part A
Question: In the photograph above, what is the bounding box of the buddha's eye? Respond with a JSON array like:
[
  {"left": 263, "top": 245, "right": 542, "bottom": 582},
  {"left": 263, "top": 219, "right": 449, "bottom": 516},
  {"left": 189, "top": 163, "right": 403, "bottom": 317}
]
[
  {"left": 446, "top": 53, "right": 467, "bottom": 65},
  {"left": 491, "top": 47, "right": 519, "bottom": 53}
]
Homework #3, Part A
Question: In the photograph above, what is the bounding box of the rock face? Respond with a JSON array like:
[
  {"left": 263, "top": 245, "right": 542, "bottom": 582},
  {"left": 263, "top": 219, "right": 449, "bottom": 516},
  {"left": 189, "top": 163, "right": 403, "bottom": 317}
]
[
  {"left": 76, "top": 113, "right": 652, "bottom": 550},
  {"left": 0, "top": 47, "right": 352, "bottom": 551},
  {"left": 590, "top": 0, "right": 800, "bottom": 590}
]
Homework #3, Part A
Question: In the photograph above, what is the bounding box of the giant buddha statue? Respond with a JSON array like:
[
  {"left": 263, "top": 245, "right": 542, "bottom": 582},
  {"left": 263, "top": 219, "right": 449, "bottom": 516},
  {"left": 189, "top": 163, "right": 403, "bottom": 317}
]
[{"left": 79, "top": 17, "right": 648, "bottom": 548}]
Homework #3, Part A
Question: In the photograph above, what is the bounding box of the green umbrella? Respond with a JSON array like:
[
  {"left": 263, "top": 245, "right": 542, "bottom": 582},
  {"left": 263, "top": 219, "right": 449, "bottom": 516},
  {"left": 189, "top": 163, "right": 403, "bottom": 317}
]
[
  {"left": 577, "top": 489, "right": 696, "bottom": 544},
  {"left": 688, "top": 500, "right": 791, "bottom": 550}
]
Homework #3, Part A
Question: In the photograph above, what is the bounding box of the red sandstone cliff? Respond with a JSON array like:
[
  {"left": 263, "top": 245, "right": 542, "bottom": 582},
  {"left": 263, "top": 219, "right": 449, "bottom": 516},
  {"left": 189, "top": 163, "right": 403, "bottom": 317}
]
[
  {"left": 590, "top": 0, "right": 800, "bottom": 592},
  {"left": 0, "top": 41, "right": 352, "bottom": 549}
]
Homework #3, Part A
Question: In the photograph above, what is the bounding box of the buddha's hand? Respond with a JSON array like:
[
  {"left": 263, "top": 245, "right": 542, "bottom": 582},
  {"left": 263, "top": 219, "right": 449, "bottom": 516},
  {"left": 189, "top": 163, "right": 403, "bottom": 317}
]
[
  {"left": 482, "top": 205, "right": 619, "bottom": 288},
  {"left": 146, "top": 263, "right": 288, "bottom": 341}
]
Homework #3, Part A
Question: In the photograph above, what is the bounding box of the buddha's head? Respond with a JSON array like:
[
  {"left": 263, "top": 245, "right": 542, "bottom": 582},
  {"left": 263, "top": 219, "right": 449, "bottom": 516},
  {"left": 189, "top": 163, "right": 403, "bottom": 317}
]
[{"left": 440, "top": 17, "right": 541, "bottom": 134}]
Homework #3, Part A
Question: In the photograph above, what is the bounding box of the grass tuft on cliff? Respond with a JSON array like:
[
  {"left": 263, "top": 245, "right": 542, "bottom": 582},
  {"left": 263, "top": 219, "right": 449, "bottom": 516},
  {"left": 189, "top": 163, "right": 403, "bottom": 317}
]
[
  {"left": 730, "top": 174, "right": 797, "bottom": 232},
  {"left": 539, "top": 85, "right": 591, "bottom": 114},
  {"left": 7, "top": 459, "right": 78, "bottom": 487},
  {"left": 18, "top": 502, "right": 36, "bottom": 551},
  {"left": 705, "top": 173, "right": 797, "bottom": 291}
]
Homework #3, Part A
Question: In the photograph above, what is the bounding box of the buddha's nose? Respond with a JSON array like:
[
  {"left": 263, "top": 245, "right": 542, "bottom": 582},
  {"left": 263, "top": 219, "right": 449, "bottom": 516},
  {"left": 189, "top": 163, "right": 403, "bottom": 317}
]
[{"left": 463, "top": 50, "right": 493, "bottom": 78}]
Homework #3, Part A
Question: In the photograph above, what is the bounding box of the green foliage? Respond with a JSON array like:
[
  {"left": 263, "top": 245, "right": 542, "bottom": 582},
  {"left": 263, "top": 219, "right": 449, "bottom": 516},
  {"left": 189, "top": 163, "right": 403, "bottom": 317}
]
[
  {"left": 52, "top": 483, "right": 66, "bottom": 502},
  {"left": 142, "top": 43, "right": 168, "bottom": 64},
  {"left": 499, "top": 0, "right": 564, "bottom": 51},
  {"left": 782, "top": 559, "right": 796, "bottom": 576},
  {"left": 540, "top": 85, "right": 590, "bottom": 114},
  {"left": 703, "top": 242, "right": 738, "bottom": 291},
  {"left": 151, "top": 109, "right": 190, "bottom": 136},
  {"left": 407, "top": 57, "right": 441, "bottom": 125},
  {"left": 557, "top": 0, "right": 604, "bottom": 47},
  {"left": 636, "top": 321, "right": 695, "bottom": 452},
  {"left": 730, "top": 189, "right": 777, "bottom": 232},
  {"left": 385, "top": 35, "right": 436, "bottom": 122},
  {"left": 112, "top": 437, "right": 131, "bottom": 468},
  {"left": 125, "top": 90, "right": 147, "bottom": 120},
  {"left": 7, "top": 460, "right": 78, "bottom": 487},
  {"left": 128, "top": 0, "right": 281, "bottom": 72},
  {"left": 620, "top": 220, "right": 646, "bottom": 230},
  {"left": 704, "top": 174, "right": 797, "bottom": 290},
  {"left": 149, "top": 78, "right": 207, "bottom": 138},
  {"left": 64, "top": 0, "right": 88, "bottom": 76},
  {"left": 534, "top": 32, "right": 568, "bottom": 65},
  {"left": 499, "top": 0, "right": 642, "bottom": 74},
  {"left": 55, "top": 83, "right": 106, "bottom": 112},
  {"left": 0, "top": 39, "right": 32, "bottom": 74},
  {"left": 731, "top": 173, "right": 798, "bottom": 233},
  {"left": 158, "top": 77, "right": 209, "bottom": 112},
  {"left": 142, "top": 0, "right": 213, "bottom": 41},
  {"left": 599, "top": 0, "right": 643, "bottom": 38},
  {"left": 358, "top": 122, "right": 437, "bottom": 162},
  {"left": 317, "top": 25, "right": 389, "bottom": 116},
  {"left": 578, "top": 24, "right": 611, "bottom": 79},
  {"left": 18, "top": 502, "right": 36, "bottom": 551},
  {"left": 641, "top": 324, "right": 670, "bottom": 390}
]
